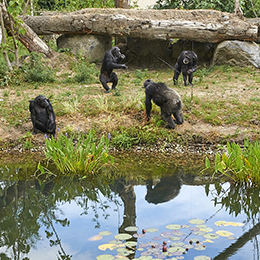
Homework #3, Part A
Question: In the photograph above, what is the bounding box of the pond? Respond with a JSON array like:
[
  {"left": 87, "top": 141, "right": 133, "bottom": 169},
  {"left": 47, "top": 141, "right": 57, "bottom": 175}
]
[{"left": 0, "top": 153, "right": 260, "bottom": 260}]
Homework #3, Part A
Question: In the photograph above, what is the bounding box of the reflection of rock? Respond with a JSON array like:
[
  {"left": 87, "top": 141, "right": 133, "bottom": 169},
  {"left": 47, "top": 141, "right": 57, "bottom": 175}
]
[
  {"left": 110, "top": 179, "right": 136, "bottom": 234},
  {"left": 145, "top": 169, "right": 183, "bottom": 204}
]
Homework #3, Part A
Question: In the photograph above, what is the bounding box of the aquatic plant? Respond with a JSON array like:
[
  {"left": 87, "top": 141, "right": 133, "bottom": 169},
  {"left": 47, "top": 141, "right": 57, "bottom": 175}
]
[
  {"left": 205, "top": 138, "right": 260, "bottom": 184},
  {"left": 40, "top": 130, "right": 114, "bottom": 176}
]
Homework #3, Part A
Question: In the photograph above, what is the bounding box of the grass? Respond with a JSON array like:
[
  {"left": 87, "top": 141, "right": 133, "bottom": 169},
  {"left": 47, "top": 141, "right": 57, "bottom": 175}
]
[{"left": 1, "top": 53, "right": 260, "bottom": 151}]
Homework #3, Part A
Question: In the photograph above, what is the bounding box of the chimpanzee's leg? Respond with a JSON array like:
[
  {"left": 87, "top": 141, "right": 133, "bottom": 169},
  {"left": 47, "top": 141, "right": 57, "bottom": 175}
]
[
  {"left": 110, "top": 72, "right": 118, "bottom": 89},
  {"left": 99, "top": 73, "right": 110, "bottom": 92}
]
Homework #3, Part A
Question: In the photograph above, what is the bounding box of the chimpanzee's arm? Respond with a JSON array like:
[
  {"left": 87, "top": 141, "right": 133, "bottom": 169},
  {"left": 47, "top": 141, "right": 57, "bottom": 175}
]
[{"left": 145, "top": 94, "right": 152, "bottom": 120}]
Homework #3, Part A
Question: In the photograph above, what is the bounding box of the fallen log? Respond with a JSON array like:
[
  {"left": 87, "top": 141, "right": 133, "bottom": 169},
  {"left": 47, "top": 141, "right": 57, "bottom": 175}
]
[
  {"left": 23, "top": 8, "right": 258, "bottom": 43},
  {"left": 0, "top": 3, "right": 56, "bottom": 58}
]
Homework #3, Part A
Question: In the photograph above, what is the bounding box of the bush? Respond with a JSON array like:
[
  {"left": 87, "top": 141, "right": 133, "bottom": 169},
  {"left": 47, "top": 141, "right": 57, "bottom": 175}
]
[{"left": 23, "top": 53, "right": 55, "bottom": 83}]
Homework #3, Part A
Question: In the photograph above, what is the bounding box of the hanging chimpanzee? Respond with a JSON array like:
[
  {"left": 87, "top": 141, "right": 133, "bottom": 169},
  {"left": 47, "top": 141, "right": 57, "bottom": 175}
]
[
  {"left": 29, "top": 95, "right": 56, "bottom": 137},
  {"left": 173, "top": 50, "right": 198, "bottom": 86},
  {"left": 143, "top": 79, "right": 184, "bottom": 129},
  {"left": 99, "top": 46, "right": 127, "bottom": 93}
]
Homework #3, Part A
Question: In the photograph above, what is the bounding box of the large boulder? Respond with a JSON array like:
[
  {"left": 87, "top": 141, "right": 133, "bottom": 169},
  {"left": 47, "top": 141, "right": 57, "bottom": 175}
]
[
  {"left": 212, "top": 40, "right": 260, "bottom": 67},
  {"left": 56, "top": 34, "right": 112, "bottom": 62}
]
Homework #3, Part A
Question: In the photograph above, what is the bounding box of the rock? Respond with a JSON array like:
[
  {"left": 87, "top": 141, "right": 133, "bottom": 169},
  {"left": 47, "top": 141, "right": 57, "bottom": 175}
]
[
  {"left": 212, "top": 40, "right": 260, "bottom": 67},
  {"left": 56, "top": 34, "right": 112, "bottom": 62}
]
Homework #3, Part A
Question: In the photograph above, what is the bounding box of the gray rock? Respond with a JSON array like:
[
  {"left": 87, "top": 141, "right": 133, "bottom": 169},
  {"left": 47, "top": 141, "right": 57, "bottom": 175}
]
[
  {"left": 57, "top": 34, "right": 112, "bottom": 62},
  {"left": 212, "top": 40, "right": 260, "bottom": 67}
]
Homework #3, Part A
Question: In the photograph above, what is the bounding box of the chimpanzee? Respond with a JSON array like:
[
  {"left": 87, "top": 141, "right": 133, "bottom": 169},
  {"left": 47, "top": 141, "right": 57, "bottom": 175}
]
[
  {"left": 143, "top": 79, "right": 184, "bottom": 129},
  {"left": 99, "top": 46, "right": 127, "bottom": 93},
  {"left": 173, "top": 50, "right": 198, "bottom": 86},
  {"left": 29, "top": 95, "right": 56, "bottom": 137}
]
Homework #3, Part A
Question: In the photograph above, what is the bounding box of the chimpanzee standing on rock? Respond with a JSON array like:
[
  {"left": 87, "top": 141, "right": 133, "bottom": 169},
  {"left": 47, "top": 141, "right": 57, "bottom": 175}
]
[
  {"left": 99, "top": 46, "right": 127, "bottom": 93},
  {"left": 143, "top": 79, "right": 184, "bottom": 129},
  {"left": 29, "top": 95, "right": 56, "bottom": 137},
  {"left": 173, "top": 50, "right": 198, "bottom": 86}
]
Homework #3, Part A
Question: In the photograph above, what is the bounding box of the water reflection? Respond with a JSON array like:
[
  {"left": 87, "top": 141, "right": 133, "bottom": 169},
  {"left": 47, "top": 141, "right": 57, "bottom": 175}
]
[{"left": 0, "top": 156, "right": 260, "bottom": 259}]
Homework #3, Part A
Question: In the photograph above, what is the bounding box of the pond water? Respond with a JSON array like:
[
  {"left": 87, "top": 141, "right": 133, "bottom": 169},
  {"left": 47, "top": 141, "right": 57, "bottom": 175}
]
[{"left": 0, "top": 154, "right": 260, "bottom": 260}]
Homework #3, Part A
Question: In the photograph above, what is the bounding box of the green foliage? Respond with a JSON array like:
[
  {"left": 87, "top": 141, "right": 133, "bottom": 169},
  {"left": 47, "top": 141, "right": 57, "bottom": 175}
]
[
  {"left": 205, "top": 139, "right": 260, "bottom": 184},
  {"left": 36, "top": 0, "right": 114, "bottom": 11},
  {"left": 41, "top": 130, "right": 114, "bottom": 176},
  {"left": 23, "top": 53, "right": 55, "bottom": 83},
  {"left": 153, "top": 0, "right": 260, "bottom": 18},
  {"left": 72, "top": 61, "right": 99, "bottom": 84},
  {"left": 20, "top": 132, "right": 33, "bottom": 150}
]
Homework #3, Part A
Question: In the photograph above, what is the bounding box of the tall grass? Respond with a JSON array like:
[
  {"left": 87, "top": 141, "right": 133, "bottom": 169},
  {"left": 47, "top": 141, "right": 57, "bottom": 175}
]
[
  {"left": 205, "top": 139, "right": 260, "bottom": 184},
  {"left": 39, "top": 130, "right": 114, "bottom": 176}
]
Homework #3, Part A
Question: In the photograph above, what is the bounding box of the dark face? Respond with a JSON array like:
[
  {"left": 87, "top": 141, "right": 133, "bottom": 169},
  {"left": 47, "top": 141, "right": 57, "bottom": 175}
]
[
  {"left": 143, "top": 79, "right": 154, "bottom": 88},
  {"left": 173, "top": 110, "right": 184, "bottom": 125},
  {"left": 111, "top": 47, "right": 122, "bottom": 58},
  {"left": 36, "top": 95, "right": 49, "bottom": 108}
]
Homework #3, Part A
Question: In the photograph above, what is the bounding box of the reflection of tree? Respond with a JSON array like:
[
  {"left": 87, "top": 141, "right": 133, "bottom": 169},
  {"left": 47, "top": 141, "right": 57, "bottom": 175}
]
[
  {"left": 206, "top": 182, "right": 260, "bottom": 259},
  {"left": 0, "top": 164, "right": 115, "bottom": 260},
  {"left": 213, "top": 221, "right": 260, "bottom": 260}
]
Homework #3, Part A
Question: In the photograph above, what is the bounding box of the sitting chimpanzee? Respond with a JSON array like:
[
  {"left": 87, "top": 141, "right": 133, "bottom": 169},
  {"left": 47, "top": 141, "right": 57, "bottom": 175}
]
[
  {"left": 173, "top": 50, "right": 198, "bottom": 86},
  {"left": 143, "top": 79, "right": 184, "bottom": 129},
  {"left": 99, "top": 46, "right": 127, "bottom": 93},
  {"left": 29, "top": 95, "right": 56, "bottom": 137}
]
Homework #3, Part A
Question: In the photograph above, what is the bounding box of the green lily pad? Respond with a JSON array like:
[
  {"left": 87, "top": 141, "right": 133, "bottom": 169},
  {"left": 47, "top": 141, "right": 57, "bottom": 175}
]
[
  {"left": 99, "top": 231, "right": 112, "bottom": 236},
  {"left": 194, "top": 245, "right": 206, "bottom": 251},
  {"left": 170, "top": 242, "right": 185, "bottom": 247},
  {"left": 145, "top": 228, "right": 159, "bottom": 233},
  {"left": 216, "top": 230, "right": 233, "bottom": 237},
  {"left": 125, "top": 241, "right": 138, "bottom": 248},
  {"left": 194, "top": 255, "right": 211, "bottom": 260},
  {"left": 169, "top": 236, "right": 181, "bottom": 241},
  {"left": 196, "top": 225, "right": 208, "bottom": 229},
  {"left": 96, "top": 254, "right": 115, "bottom": 260},
  {"left": 114, "top": 233, "right": 132, "bottom": 240},
  {"left": 168, "top": 246, "right": 186, "bottom": 253},
  {"left": 189, "top": 219, "right": 205, "bottom": 225},
  {"left": 203, "top": 233, "right": 219, "bottom": 239},
  {"left": 166, "top": 224, "right": 182, "bottom": 230},
  {"left": 108, "top": 240, "right": 123, "bottom": 245},
  {"left": 200, "top": 227, "right": 213, "bottom": 233},
  {"left": 125, "top": 226, "right": 139, "bottom": 232},
  {"left": 193, "top": 231, "right": 207, "bottom": 236}
]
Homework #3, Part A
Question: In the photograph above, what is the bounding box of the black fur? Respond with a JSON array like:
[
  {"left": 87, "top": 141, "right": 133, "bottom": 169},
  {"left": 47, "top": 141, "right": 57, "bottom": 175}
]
[
  {"left": 173, "top": 50, "right": 198, "bottom": 86},
  {"left": 29, "top": 95, "right": 56, "bottom": 136},
  {"left": 143, "top": 79, "right": 184, "bottom": 129},
  {"left": 99, "top": 46, "right": 127, "bottom": 93}
]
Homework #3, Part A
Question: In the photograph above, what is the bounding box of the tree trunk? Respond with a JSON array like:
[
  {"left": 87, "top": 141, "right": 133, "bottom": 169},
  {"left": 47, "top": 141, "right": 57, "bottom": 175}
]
[
  {"left": 0, "top": 3, "right": 56, "bottom": 58},
  {"left": 23, "top": 8, "right": 258, "bottom": 43}
]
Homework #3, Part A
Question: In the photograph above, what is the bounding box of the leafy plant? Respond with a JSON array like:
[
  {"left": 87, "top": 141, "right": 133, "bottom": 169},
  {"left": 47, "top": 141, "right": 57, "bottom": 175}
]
[
  {"left": 72, "top": 61, "right": 99, "bottom": 84},
  {"left": 40, "top": 130, "right": 114, "bottom": 176},
  {"left": 23, "top": 53, "right": 55, "bottom": 83},
  {"left": 204, "top": 138, "right": 260, "bottom": 184}
]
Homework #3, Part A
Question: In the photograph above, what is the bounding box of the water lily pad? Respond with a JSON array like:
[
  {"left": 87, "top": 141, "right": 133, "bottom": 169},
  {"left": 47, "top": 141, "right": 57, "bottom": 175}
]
[
  {"left": 114, "top": 256, "right": 128, "bottom": 259},
  {"left": 169, "top": 236, "right": 181, "bottom": 241},
  {"left": 227, "top": 221, "right": 244, "bottom": 227},
  {"left": 216, "top": 230, "right": 233, "bottom": 237},
  {"left": 200, "top": 227, "right": 213, "bottom": 233},
  {"left": 117, "top": 248, "right": 134, "bottom": 256},
  {"left": 189, "top": 219, "right": 205, "bottom": 225},
  {"left": 133, "top": 233, "right": 145, "bottom": 238},
  {"left": 226, "top": 236, "right": 236, "bottom": 240},
  {"left": 96, "top": 254, "right": 115, "bottom": 260},
  {"left": 99, "top": 231, "right": 112, "bottom": 236},
  {"left": 125, "top": 241, "right": 137, "bottom": 248},
  {"left": 170, "top": 242, "right": 185, "bottom": 247},
  {"left": 114, "top": 233, "right": 132, "bottom": 240},
  {"left": 196, "top": 225, "right": 208, "bottom": 229},
  {"left": 166, "top": 224, "right": 181, "bottom": 230},
  {"left": 98, "top": 244, "right": 118, "bottom": 251},
  {"left": 194, "top": 255, "right": 211, "bottom": 260},
  {"left": 172, "top": 230, "right": 185, "bottom": 236},
  {"left": 203, "top": 239, "right": 214, "bottom": 243},
  {"left": 193, "top": 231, "right": 207, "bottom": 236},
  {"left": 194, "top": 245, "right": 206, "bottom": 251},
  {"left": 215, "top": 221, "right": 228, "bottom": 226},
  {"left": 88, "top": 234, "right": 103, "bottom": 241},
  {"left": 203, "top": 233, "right": 219, "bottom": 239},
  {"left": 168, "top": 246, "right": 186, "bottom": 253},
  {"left": 125, "top": 226, "right": 139, "bottom": 232},
  {"left": 145, "top": 228, "right": 159, "bottom": 233},
  {"left": 152, "top": 236, "right": 162, "bottom": 240}
]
